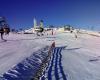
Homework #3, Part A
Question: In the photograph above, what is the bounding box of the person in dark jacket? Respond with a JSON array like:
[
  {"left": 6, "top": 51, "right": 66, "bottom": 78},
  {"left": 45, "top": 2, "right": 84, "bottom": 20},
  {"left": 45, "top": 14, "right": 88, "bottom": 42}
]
[
  {"left": 3, "top": 25, "right": 10, "bottom": 35},
  {"left": 0, "top": 26, "right": 4, "bottom": 40}
]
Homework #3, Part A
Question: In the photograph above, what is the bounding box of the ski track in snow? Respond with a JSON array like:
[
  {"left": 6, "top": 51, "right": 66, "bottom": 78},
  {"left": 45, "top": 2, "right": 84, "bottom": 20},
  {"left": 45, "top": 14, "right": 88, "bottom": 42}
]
[{"left": 41, "top": 47, "right": 67, "bottom": 80}]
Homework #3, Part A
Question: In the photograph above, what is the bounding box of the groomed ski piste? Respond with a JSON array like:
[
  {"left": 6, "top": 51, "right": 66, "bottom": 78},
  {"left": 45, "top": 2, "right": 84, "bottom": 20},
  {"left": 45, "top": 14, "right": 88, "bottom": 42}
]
[{"left": 0, "top": 30, "right": 100, "bottom": 80}]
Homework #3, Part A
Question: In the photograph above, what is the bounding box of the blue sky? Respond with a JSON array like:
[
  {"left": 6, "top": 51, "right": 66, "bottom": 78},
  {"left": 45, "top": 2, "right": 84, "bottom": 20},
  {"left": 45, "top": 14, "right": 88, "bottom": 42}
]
[{"left": 0, "top": 0, "right": 100, "bottom": 30}]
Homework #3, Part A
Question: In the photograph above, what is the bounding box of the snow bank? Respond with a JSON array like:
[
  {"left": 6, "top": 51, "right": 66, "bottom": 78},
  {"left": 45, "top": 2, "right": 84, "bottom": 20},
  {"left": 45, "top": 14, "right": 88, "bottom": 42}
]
[
  {"left": 79, "top": 29, "right": 100, "bottom": 37},
  {"left": 0, "top": 46, "right": 50, "bottom": 80},
  {"left": 0, "top": 33, "right": 55, "bottom": 80}
]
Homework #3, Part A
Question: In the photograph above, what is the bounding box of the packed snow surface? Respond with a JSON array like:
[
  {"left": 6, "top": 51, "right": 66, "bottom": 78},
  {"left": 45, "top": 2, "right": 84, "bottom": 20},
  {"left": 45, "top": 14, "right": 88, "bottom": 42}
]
[
  {"left": 0, "top": 33, "right": 53, "bottom": 76},
  {"left": 56, "top": 32, "right": 100, "bottom": 80},
  {"left": 0, "top": 31, "right": 100, "bottom": 80}
]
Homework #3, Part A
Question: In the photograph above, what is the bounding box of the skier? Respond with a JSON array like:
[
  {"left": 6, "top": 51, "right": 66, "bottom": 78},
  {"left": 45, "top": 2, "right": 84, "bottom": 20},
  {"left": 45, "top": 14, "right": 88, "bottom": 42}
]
[
  {"left": 0, "top": 26, "right": 5, "bottom": 41},
  {"left": 51, "top": 29, "right": 53, "bottom": 35},
  {"left": 3, "top": 24, "right": 10, "bottom": 35},
  {"left": 74, "top": 29, "right": 78, "bottom": 38},
  {"left": 0, "top": 17, "right": 10, "bottom": 41}
]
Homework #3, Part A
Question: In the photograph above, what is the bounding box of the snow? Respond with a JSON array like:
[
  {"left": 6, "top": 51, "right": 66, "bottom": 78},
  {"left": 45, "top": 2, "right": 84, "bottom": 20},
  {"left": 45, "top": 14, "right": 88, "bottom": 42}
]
[
  {"left": 57, "top": 32, "right": 100, "bottom": 80},
  {"left": 0, "top": 30, "right": 100, "bottom": 80},
  {"left": 0, "top": 33, "right": 53, "bottom": 77},
  {"left": 79, "top": 29, "right": 100, "bottom": 37}
]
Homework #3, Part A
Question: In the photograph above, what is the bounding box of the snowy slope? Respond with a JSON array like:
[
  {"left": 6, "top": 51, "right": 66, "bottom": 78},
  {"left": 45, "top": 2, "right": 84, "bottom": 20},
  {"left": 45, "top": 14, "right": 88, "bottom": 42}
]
[
  {"left": 55, "top": 32, "right": 100, "bottom": 80},
  {"left": 0, "top": 30, "right": 100, "bottom": 80},
  {"left": 0, "top": 33, "right": 54, "bottom": 77}
]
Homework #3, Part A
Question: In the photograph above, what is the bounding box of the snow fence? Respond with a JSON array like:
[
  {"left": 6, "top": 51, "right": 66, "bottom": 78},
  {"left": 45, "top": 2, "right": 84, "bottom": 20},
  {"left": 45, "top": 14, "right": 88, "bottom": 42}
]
[{"left": 0, "top": 42, "right": 55, "bottom": 80}]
